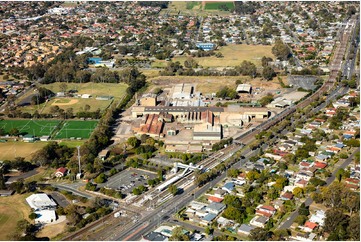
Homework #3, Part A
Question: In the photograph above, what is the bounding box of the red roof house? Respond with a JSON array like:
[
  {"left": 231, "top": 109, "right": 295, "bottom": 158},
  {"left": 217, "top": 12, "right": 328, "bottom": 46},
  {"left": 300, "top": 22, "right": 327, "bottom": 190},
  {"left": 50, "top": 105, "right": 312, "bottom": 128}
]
[{"left": 55, "top": 167, "right": 68, "bottom": 177}]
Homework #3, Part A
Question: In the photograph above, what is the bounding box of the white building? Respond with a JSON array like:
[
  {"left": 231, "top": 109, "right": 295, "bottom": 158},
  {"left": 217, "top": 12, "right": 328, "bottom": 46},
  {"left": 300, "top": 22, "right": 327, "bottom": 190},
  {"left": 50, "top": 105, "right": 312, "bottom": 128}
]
[
  {"left": 26, "top": 194, "right": 57, "bottom": 211},
  {"left": 35, "top": 210, "right": 57, "bottom": 224}
]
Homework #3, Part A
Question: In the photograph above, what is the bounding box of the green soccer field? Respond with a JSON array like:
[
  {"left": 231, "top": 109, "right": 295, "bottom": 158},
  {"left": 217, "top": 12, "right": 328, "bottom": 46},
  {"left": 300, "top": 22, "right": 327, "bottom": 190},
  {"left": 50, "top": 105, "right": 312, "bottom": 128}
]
[
  {"left": 54, "top": 120, "right": 98, "bottom": 139},
  {"left": 0, "top": 120, "right": 61, "bottom": 137},
  {"left": 204, "top": 2, "right": 234, "bottom": 10}
]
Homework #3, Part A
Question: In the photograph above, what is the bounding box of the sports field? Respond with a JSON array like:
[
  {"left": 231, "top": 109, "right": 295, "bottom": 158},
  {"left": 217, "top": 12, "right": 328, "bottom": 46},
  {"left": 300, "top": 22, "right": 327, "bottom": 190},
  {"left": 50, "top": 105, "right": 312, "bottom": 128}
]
[
  {"left": 53, "top": 120, "right": 98, "bottom": 139},
  {"left": 0, "top": 120, "right": 61, "bottom": 136},
  {"left": 204, "top": 1, "right": 234, "bottom": 10}
]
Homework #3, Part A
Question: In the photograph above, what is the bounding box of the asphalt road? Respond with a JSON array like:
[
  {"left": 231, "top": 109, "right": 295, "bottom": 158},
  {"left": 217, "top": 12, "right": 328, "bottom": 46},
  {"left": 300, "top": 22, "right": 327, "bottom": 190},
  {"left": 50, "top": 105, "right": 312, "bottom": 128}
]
[
  {"left": 52, "top": 184, "right": 93, "bottom": 199},
  {"left": 114, "top": 144, "right": 261, "bottom": 241},
  {"left": 279, "top": 148, "right": 360, "bottom": 229},
  {"left": 50, "top": 191, "right": 70, "bottom": 208},
  {"left": 5, "top": 168, "right": 38, "bottom": 184}
]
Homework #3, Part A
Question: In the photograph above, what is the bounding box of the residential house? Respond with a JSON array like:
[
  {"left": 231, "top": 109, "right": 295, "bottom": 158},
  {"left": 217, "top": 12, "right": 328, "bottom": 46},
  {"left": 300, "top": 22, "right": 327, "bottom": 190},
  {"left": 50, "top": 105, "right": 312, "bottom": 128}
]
[
  {"left": 256, "top": 205, "right": 276, "bottom": 218},
  {"left": 222, "top": 182, "right": 235, "bottom": 193},
  {"left": 200, "top": 213, "right": 217, "bottom": 226},
  {"left": 309, "top": 210, "right": 326, "bottom": 226},
  {"left": 291, "top": 232, "right": 317, "bottom": 241},
  {"left": 250, "top": 215, "right": 269, "bottom": 228},
  {"left": 281, "top": 192, "right": 294, "bottom": 201},
  {"left": 314, "top": 162, "right": 327, "bottom": 169},
  {"left": 301, "top": 221, "right": 318, "bottom": 232},
  {"left": 206, "top": 202, "right": 226, "bottom": 215},
  {"left": 315, "top": 154, "right": 329, "bottom": 163},
  {"left": 345, "top": 178, "right": 360, "bottom": 190},
  {"left": 295, "top": 179, "right": 308, "bottom": 188},
  {"left": 238, "top": 224, "right": 255, "bottom": 236},
  {"left": 296, "top": 170, "right": 314, "bottom": 181},
  {"left": 272, "top": 199, "right": 284, "bottom": 210},
  {"left": 208, "top": 195, "right": 224, "bottom": 203},
  {"left": 55, "top": 167, "right": 67, "bottom": 177}
]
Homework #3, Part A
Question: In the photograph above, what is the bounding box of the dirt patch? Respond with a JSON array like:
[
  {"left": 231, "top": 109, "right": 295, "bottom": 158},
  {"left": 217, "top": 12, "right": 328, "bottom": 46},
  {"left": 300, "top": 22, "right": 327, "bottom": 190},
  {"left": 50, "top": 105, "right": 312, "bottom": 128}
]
[
  {"left": 36, "top": 216, "right": 67, "bottom": 239},
  {"left": 149, "top": 76, "right": 281, "bottom": 94},
  {"left": 52, "top": 99, "right": 79, "bottom": 106}
]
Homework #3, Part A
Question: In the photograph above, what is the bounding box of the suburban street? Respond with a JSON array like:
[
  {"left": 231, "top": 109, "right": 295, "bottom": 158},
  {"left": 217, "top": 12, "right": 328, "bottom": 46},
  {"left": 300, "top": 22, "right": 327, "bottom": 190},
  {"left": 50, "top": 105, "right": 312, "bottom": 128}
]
[{"left": 278, "top": 148, "right": 360, "bottom": 229}]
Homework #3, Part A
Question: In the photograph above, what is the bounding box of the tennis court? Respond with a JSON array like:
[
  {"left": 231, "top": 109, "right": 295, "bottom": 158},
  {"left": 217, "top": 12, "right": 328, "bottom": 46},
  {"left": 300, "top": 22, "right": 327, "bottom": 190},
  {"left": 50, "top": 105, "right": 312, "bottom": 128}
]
[
  {"left": 54, "top": 120, "right": 98, "bottom": 139},
  {"left": 0, "top": 120, "right": 61, "bottom": 137}
]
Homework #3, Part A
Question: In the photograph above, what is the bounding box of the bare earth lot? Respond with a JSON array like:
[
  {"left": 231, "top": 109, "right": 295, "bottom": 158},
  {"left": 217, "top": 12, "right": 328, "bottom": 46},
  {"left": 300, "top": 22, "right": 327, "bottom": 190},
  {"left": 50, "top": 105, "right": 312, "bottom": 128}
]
[{"left": 148, "top": 76, "right": 281, "bottom": 95}]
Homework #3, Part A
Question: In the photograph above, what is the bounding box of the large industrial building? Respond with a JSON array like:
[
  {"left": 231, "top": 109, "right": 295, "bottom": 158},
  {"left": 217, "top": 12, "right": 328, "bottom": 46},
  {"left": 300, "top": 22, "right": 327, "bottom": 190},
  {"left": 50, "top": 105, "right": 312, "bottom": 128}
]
[{"left": 172, "top": 83, "right": 194, "bottom": 99}]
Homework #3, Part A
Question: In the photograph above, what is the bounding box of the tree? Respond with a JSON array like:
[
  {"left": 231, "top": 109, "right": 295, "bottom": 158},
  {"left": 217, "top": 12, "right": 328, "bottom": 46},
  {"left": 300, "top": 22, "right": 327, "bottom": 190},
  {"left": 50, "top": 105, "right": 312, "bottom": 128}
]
[
  {"left": 262, "top": 66, "right": 276, "bottom": 80},
  {"left": 324, "top": 208, "right": 348, "bottom": 233},
  {"left": 9, "top": 128, "right": 19, "bottom": 136},
  {"left": 292, "top": 187, "right": 304, "bottom": 198},
  {"left": 84, "top": 104, "right": 91, "bottom": 112},
  {"left": 227, "top": 168, "right": 239, "bottom": 178},
  {"left": 169, "top": 226, "right": 190, "bottom": 241},
  {"left": 249, "top": 227, "right": 271, "bottom": 241},
  {"left": 28, "top": 213, "right": 37, "bottom": 220},
  {"left": 298, "top": 203, "right": 310, "bottom": 216},
  {"left": 205, "top": 226, "right": 213, "bottom": 235},
  {"left": 259, "top": 93, "right": 274, "bottom": 106},
  {"left": 94, "top": 173, "right": 107, "bottom": 184},
  {"left": 222, "top": 206, "right": 244, "bottom": 223},
  {"left": 272, "top": 39, "right": 291, "bottom": 60},
  {"left": 168, "top": 184, "right": 178, "bottom": 196},
  {"left": 59, "top": 83, "right": 67, "bottom": 93},
  {"left": 127, "top": 136, "right": 140, "bottom": 148},
  {"left": 294, "top": 215, "right": 308, "bottom": 225},
  {"left": 347, "top": 214, "right": 360, "bottom": 241}
]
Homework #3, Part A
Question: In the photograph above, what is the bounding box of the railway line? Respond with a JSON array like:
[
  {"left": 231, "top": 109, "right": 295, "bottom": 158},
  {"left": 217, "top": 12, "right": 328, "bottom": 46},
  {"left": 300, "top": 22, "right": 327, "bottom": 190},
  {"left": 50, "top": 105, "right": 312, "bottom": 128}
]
[{"left": 62, "top": 14, "right": 358, "bottom": 242}]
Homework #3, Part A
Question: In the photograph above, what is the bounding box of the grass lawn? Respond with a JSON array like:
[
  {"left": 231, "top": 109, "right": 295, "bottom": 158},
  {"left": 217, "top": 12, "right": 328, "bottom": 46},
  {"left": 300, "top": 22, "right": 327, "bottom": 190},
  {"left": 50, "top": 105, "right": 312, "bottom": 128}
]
[
  {"left": 204, "top": 2, "right": 234, "bottom": 10},
  {"left": 43, "top": 97, "right": 113, "bottom": 113},
  {"left": 0, "top": 193, "right": 31, "bottom": 240},
  {"left": 25, "top": 167, "right": 56, "bottom": 183},
  {"left": 53, "top": 120, "right": 98, "bottom": 139},
  {"left": 173, "top": 44, "right": 274, "bottom": 67},
  {"left": 0, "top": 119, "right": 61, "bottom": 137},
  {"left": 186, "top": 1, "right": 201, "bottom": 10},
  {"left": 59, "top": 140, "right": 86, "bottom": 148},
  {"left": 18, "top": 82, "right": 127, "bottom": 115},
  {"left": 141, "top": 69, "right": 161, "bottom": 78},
  {"left": 0, "top": 141, "right": 48, "bottom": 160},
  {"left": 41, "top": 82, "right": 128, "bottom": 100}
]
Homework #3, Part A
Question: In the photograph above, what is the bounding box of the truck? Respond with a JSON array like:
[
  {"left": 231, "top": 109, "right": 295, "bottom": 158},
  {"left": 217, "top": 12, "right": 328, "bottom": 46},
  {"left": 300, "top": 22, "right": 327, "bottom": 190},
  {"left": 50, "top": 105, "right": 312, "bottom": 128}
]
[{"left": 114, "top": 212, "right": 121, "bottom": 218}]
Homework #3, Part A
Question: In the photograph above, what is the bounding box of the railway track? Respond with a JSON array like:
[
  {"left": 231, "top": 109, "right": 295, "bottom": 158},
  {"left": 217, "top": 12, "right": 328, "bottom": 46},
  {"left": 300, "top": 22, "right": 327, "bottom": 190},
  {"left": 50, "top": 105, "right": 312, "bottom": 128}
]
[{"left": 62, "top": 14, "right": 357, "bottom": 242}]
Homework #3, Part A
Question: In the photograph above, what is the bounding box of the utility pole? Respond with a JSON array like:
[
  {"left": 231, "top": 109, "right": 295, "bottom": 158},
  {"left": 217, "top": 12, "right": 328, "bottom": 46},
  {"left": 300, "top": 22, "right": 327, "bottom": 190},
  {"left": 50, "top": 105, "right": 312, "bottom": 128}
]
[{"left": 77, "top": 146, "right": 82, "bottom": 179}]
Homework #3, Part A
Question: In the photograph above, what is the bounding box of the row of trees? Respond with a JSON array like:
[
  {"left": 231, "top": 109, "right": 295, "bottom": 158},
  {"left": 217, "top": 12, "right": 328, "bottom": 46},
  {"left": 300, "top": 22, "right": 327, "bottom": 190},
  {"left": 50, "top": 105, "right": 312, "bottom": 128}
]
[{"left": 159, "top": 59, "right": 278, "bottom": 81}]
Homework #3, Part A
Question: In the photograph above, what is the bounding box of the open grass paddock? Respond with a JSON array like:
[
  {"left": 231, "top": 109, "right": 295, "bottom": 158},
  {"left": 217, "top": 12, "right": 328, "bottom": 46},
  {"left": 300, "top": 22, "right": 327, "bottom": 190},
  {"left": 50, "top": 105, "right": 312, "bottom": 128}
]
[
  {"left": 0, "top": 141, "right": 47, "bottom": 160},
  {"left": 41, "top": 82, "right": 128, "bottom": 101},
  {"left": 0, "top": 194, "right": 31, "bottom": 240},
  {"left": 172, "top": 44, "right": 275, "bottom": 67}
]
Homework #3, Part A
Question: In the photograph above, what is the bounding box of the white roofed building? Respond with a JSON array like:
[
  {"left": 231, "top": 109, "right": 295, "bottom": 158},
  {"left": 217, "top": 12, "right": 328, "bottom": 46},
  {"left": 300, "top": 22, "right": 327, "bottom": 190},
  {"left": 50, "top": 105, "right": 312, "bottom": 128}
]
[{"left": 26, "top": 193, "right": 57, "bottom": 211}]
